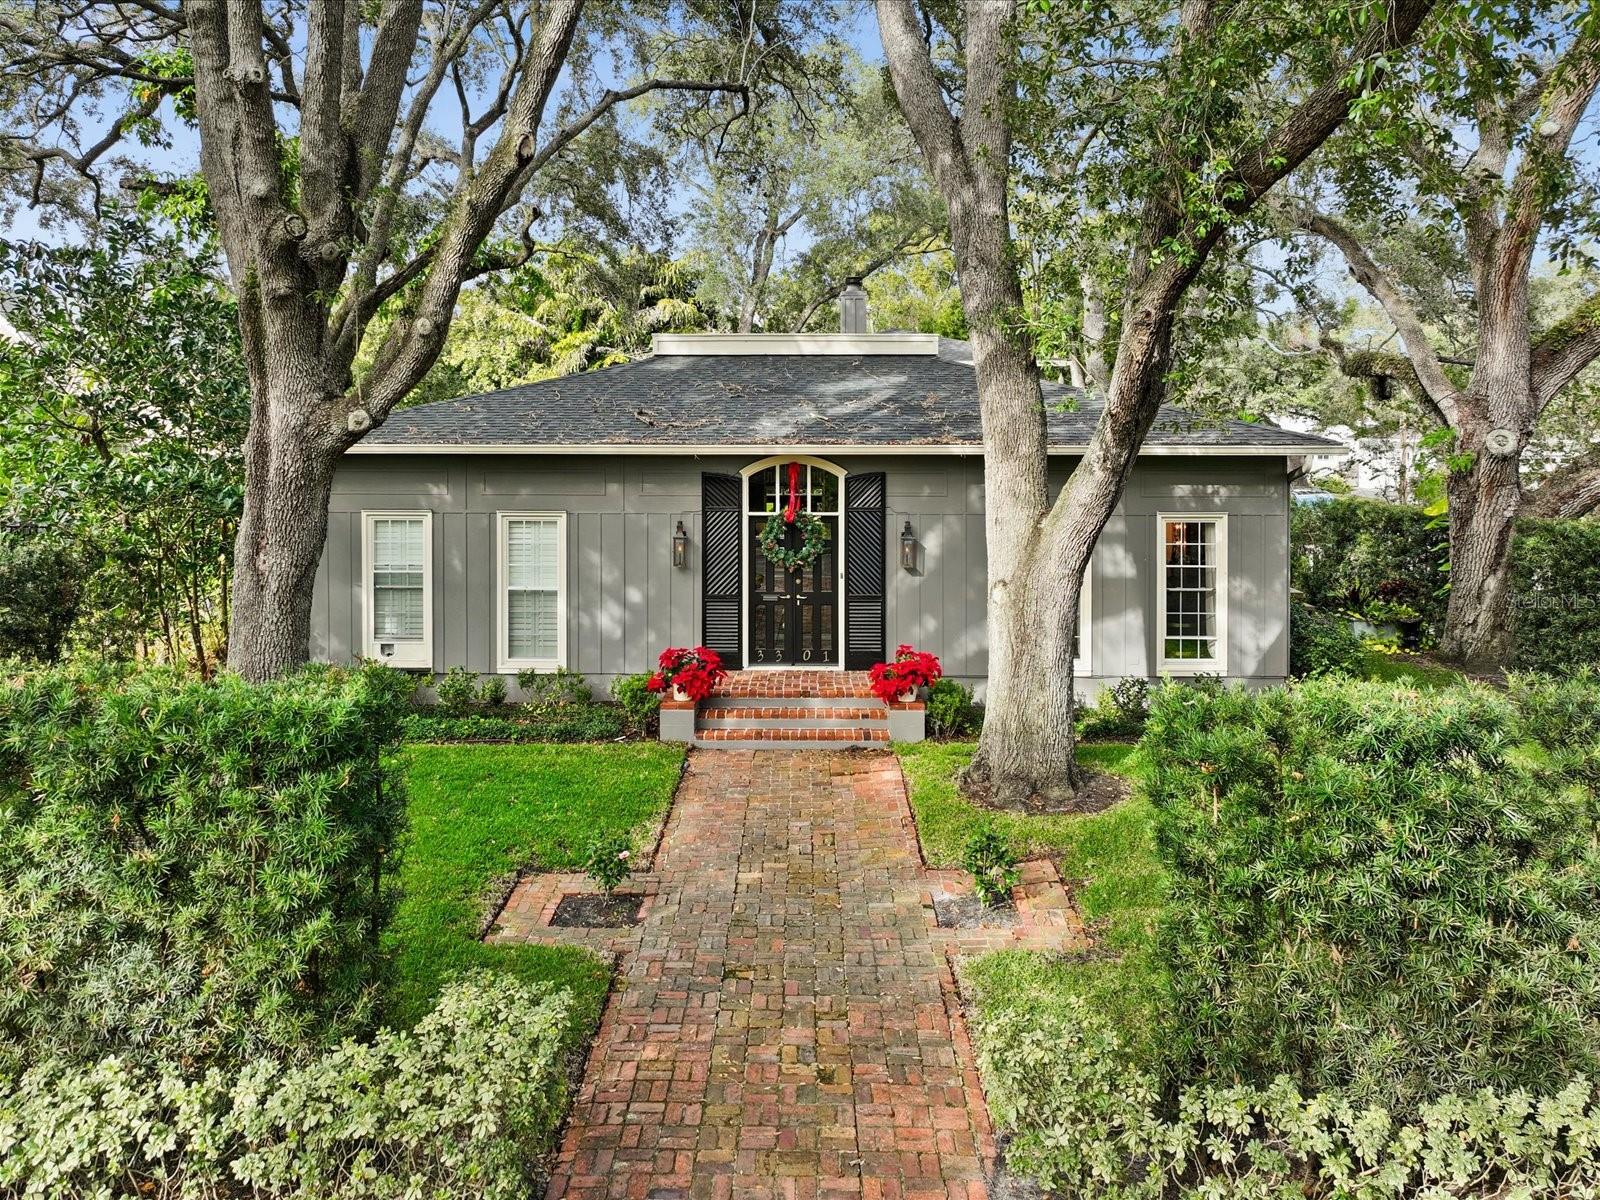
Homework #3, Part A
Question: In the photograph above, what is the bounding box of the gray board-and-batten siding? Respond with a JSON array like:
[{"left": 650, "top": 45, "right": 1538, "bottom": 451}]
[{"left": 312, "top": 452, "right": 1290, "bottom": 697}]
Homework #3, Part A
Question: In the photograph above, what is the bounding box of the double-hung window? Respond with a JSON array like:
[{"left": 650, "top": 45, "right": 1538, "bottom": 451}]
[
  {"left": 363, "top": 512, "right": 432, "bottom": 668},
  {"left": 1157, "top": 514, "right": 1228, "bottom": 674},
  {"left": 497, "top": 513, "right": 567, "bottom": 671}
]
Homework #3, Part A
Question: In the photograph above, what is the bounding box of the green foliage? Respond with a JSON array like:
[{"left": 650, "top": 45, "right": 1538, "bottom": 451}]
[
  {"left": 1144, "top": 677, "right": 1600, "bottom": 1112},
  {"left": 962, "top": 825, "right": 1020, "bottom": 906},
  {"left": 386, "top": 743, "right": 682, "bottom": 1028},
  {"left": 1291, "top": 498, "right": 1447, "bottom": 633},
  {"left": 584, "top": 832, "right": 634, "bottom": 896},
  {"left": 0, "top": 662, "right": 409, "bottom": 1072},
  {"left": 0, "top": 532, "right": 83, "bottom": 661},
  {"left": 477, "top": 674, "right": 508, "bottom": 708},
  {"left": 1077, "top": 677, "right": 1150, "bottom": 740},
  {"left": 967, "top": 983, "right": 1600, "bottom": 1200},
  {"left": 925, "top": 678, "right": 981, "bottom": 736},
  {"left": 0, "top": 974, "right": 574, "bottom": 1200},
  {"left": 1512, "top": 517, "right": 1600, "bottom": 673},
  {"left": 435, "top": 665, "right": 479, "bottom": 716},
  {"left": 516, "top": 666, "right": 592, "bottom": 708},
  {"left": 610, "top": 672, "right": 662, "bottom": 730},
  {"left": 0, "top": 212, "right": 247, "bottom": 669},
  {"left": 1288, "top": 601, "right": 1366, "bottom": 678},
  {"left": 402, "top": 706, "right": 627, "bottom": 744}
]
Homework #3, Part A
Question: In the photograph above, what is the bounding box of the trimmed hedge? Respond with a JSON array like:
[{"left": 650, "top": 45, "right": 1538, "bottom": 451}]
[
  {"left": 1513, "top": 517, "right": 1600, "bottom": 673},
  {"left": 0, "top": 974, "right": 572, "bottom": 1200},
  {"left": 1144, "top": 676, "right": 1600, "bottom": 1111},
  {"left": 0, "top": 662, "right": 410, "bottom": 1072},
  {"left": 402, "top": 704, "right": 627, "bottom": 743}
]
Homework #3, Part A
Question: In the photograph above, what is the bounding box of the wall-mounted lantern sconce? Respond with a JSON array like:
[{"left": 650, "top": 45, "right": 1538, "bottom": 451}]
[
  {"left": 672, "top": 520, "right": 689, "bottom": 569},
  {"left": 899, "top": 519, "right": 917, "bottom": 572}
]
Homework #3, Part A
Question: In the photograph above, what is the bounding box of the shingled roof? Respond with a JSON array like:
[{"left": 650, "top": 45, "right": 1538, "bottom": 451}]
[{"left": 350, "top": 335, "right": 1340, "bottom": 455}]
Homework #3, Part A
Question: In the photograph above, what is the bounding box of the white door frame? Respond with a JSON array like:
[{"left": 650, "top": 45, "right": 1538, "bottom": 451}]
[{"left": 739, "top": 454, "right": 847, "bottom": 671}]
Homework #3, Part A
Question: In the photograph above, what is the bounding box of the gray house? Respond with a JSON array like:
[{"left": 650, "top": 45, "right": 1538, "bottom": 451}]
[{"left": 313, "top": 326, "right": 1336, "bottom": 739}]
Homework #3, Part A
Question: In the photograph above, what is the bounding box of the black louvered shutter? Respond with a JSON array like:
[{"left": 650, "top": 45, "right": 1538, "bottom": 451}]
[
  {"left": 701, "top": 473, "right": 743, "bottom": 668},
  {"left": 844, "top": 472, "right": 887, "bottom": 670}
]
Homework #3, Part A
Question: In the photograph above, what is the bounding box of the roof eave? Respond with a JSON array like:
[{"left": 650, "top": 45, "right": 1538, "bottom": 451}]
[{"left": 345, "top": 441, "right": 1345, "bottom": 457}]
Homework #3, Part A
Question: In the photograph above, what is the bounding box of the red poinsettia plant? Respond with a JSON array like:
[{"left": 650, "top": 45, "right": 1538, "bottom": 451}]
[
  {"left": 646, "top": 645, "right": 727, "bottom": 702},
  {"left": 868, "top": 644, "right": 942, "bottom": 704}
]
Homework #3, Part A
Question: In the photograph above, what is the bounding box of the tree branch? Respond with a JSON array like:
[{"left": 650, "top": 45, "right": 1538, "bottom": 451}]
[{"left": 1530, "top": 291, "right": 1600, "bottom": 408}]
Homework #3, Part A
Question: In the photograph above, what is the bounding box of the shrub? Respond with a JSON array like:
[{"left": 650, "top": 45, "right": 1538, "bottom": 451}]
[
  {"left": 0, "top": 532, "right": 84, "bottom": 662},
  {"left": 1512, "top": 516, "right": 1600, "bottom": 672},
  {"left": 0, "top": 662, "right": 408, "bottom": 1072},
  {"left": 516, "top": 666, "right": 591, "bottom": 708},
  {"left": 962, "top": 825, "right": 1019, "bottom": 906},
  {"left": 1288, "top": 601, "right": 1365, "bottom": 678},
  {"left": 584, "top": 832, "right": 633, "bottom": 895},
  {"left": 477, "top": 673, "right": 508, "bottom": 707},
  {"left": 968, "top": 983, "right": 1600, "bottom": 1200},
  {"left": 402, "top": 706, "right": 627, "bottom": 744},
  {"left": 0, "top": 974, "right": 574, "bottom": 1200},
  {"left": 436, "top": 664, "right": 479, "bottom": 715},
  {"left": 1144, "top": 677, "right": 1600, "bottom": 1112},
  {"left": 926, "top": 678, "right": 981, "bottom": 736},
  {"left": 610, "top": 672, "right": 662, "bottom": 731},
  {"left": 1077, "top": 676, "right": 1149, "bottom": 740},
  {"left": 1290, "top": 497, "right": 1446, "bottom": 633}
]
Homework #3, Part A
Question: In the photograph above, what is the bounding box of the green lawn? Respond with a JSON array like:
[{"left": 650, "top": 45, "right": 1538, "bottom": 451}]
[
  {"left": 898, "top": 740, "right": 1168, "bottom": 1056},
  {"left": 1360, "top": 649, "right": 1468, "bottom": 688},
  {"left": 383, "top": 741, "right": 685, "bottom": 1031}
]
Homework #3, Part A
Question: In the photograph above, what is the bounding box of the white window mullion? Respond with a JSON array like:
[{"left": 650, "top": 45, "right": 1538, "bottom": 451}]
[
  {"left": 497, "top": 513, "right": 567, "bottom": 672},
  {"left": 1156, "top": 513, "right": 1228, "bottom": 675},
  {"left": 362, "top": 511, "right": 432, "bottom": 668}
]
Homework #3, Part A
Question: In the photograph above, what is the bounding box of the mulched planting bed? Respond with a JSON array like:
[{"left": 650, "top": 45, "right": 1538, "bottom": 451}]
[
  {"left": 933, "top": 891, "right": 1019, "bottom": 929},
  {"left": 552, "top": 893, "right": 645, "bottom": 928}
]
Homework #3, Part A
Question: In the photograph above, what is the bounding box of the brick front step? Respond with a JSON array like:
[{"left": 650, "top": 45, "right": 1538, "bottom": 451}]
[
  {"left": 695, "top": 726, "right": 890, "bottom": 743},
  {"left": 701, "top": 704, "right": 886, "bottom": 722},
  {"left": 713, "top": 669, "right": 876, "bottom": 699}
]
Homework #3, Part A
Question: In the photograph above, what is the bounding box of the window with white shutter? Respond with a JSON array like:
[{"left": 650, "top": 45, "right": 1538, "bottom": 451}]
[
  {"left": 497, "top": 513, "right": 567, "bottom": 671},
  {"left": 362, "top": 512, "right": 432, "bottom": 668}
]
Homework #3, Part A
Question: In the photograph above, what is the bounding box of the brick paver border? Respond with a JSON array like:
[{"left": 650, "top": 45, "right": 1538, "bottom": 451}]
[{"left": 491, "top": 749, "right": 1085, "bottom": 1199}]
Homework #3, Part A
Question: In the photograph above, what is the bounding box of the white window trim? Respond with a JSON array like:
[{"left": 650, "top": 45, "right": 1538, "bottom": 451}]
[
  {"left": 1156, "top": 512, "right": 1229, "bottom": 676},
  {"left": 495, "top": 511, "right": 568, "bottom": 673},
  {"left": 1074, "top": 563, "right": 1092, "bottom": 677},
  {"left": 361, "top": 510, "right": 433, "bottom": 669}
]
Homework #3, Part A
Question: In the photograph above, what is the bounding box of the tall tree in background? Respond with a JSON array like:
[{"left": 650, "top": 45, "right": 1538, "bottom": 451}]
[
  {"left": 0, "top": 212, "right": 248, "bottom": 669},
  {"left": 1276, "top": 8, "right": 1600, "bottom": 665},
  {"left": 0, "top": 1, "right": 747, "bottom": 679},
  {"left": 877, "top": 0, "right": 1435, "bottom": 805},
  {"left": 668, "top": 46, "right": 941, "bottom": 332}
]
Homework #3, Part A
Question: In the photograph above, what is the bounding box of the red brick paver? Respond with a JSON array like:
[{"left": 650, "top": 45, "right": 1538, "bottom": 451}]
[
  {"left": 713, "top": 670, "right": 877, "bottom": 699},
  {"left": 495, "top": 750, "right": 1086, "bottom": 1200}
]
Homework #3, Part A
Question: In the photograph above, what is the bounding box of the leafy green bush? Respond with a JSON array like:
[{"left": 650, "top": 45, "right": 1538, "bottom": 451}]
[
  {"left": 1077, "top": 677, "right": 1150, "bottom": 740},
  {"left": 1288, "top": 601, "right": 1365, "bottom": 678},
  {"left": 0, "top": 974, "right": 573, "bottom": 1200},
  {"left": 1512, "top": 516, "right": 1600, "bottom": 672},
  {"left": 968, "top": 983, "right": 1600, "bottom": 1200},
  {"left": 962, "top": 825, "right": 1020, "bottom": 906},
  {"left": 926, "top": 678, "right": 981, "bottom": 736},
  {"left": 1290, "top": 497, "right": 1446, "bottom": 633},
  {"left": 0, "top": 532, "right": 85, "bottom": 662},
  {"left": 584, "top": 832, "right": 634, "bottom": 895},
  {"left": 477, "top": 673, "right": 508, "bottom": 707},
  {"left": 516, "top": 666, "right": 591, "bottom": 708},
  {"left": 0, "top": 662, "right": 408, "bottom": 1072},
  {"left": 402, "top": 706, "right": 627, "bottom": 744},
  {"left": 436, "top": 664, "right": 479, "bottom": 715},
  {"left": 1144, "top": 677, "right": 1600, "bottom": 1112},
  {"left": 610, "top": 672, "right": 662, "bottom": 730}
]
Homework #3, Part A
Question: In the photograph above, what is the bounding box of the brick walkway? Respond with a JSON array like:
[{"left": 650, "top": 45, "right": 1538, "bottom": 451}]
[{"left": 492, "top": 750, "right": 1086, "bottom": 1200}]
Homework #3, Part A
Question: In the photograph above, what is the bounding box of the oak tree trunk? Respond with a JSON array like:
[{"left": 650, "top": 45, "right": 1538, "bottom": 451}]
[{"left": 1437, "top": 445, "right": 1520, "bottom": 669}]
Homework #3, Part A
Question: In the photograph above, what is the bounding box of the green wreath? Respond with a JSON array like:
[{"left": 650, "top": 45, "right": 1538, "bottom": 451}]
[{"left": 758, "top": 511, "right": 830, "bottom": 573}]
